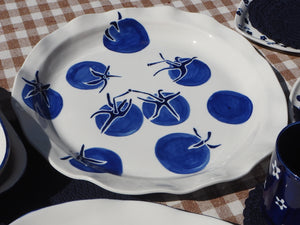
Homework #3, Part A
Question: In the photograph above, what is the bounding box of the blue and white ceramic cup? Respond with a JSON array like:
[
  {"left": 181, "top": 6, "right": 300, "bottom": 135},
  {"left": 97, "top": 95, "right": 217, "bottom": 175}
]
[{"left": 262, "top": 122, "right": 300, "bottom": 225}]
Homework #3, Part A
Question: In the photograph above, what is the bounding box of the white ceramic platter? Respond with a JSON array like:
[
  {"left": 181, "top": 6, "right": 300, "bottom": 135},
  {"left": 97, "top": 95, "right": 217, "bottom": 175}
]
[
  {"left": 10, "top": 199, "right": 232, "bottom": 225},
  {"left": 289, "top": 78, "right": 300, "bottom": 122},
  {"left": 235, "top": 0, "right": 300, "bottom": 54},
  {"left": 11, "top": 6, "right": 287, "bottom": 194},
  {"left": 0, "top": 115, "right": 9, "bottom": 174}
]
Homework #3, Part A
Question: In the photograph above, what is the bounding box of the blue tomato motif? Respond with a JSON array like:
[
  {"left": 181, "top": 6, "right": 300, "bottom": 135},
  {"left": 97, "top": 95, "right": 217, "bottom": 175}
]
[
  {"left": 61, "top": 145, "right": 123, "bottom": 175},
  {"left": 207, "top": 90, "right": 253, "bottom": 124},
  {"left": 66, "top": 61, "right": 121, "bottom": 93},
  {"left": 22, "top": 71, "right": 63, "bottom": 120},
  {"left": 155, "top": 128, "right": 221, "bottom": 174},
  {"left": 91, "top": 93, "right": 143, "bottom": 136},
  {"left": 140, "top": 90, "right": 190, "bottom": 126},
  {"left": 148, "top": 53, "right": 211, "bottom": 86},
  {"left": 103, "top": 12, "right": 150, "bottom": 53}
]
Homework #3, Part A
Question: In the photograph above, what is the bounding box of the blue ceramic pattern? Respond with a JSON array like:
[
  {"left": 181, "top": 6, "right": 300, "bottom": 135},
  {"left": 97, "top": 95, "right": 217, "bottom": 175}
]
[
  {"left": 148, "top": 53, "right": 211, "bottom": 86},
  {"left": 66, "top": 61, "right": 121, "bottom": 93},
  {"left": 207, "top": 90, "right": 253, "bottom": 124},
  {"left": 90, "top": 89, "right": 190, "bottom": 136},
  {"left": 91, "top": 93, "right": 143, "bottom": 137},
  {"left": 103, "top": 12, "right": 150, "bottom": 53},
  {"left": 263, "top": 150, "right": 300, "bottom": 224},
  {"left": 136, "top": 89, "right": 190, "bottom": 126},
  {"left": 61, "top": 145, "right": 123, "bottom": 175},
  {"left": 155, "top": 128, "right": 220, "bottom": 174},
  {"left": 22, "top": 71, "right": 63, "bottom": 120},
  {"left": 17, "top": 12, "right": 254, "bottom": 175}
]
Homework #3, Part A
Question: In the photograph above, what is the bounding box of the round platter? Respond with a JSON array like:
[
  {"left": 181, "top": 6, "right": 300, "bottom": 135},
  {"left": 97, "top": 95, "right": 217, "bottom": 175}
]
[{"left": 11, "top": 6, "right": 287, "bottom": 194}]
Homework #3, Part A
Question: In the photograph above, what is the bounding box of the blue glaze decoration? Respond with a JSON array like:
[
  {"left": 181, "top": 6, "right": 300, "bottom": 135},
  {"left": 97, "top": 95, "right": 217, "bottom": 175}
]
[
  {"left": 140, "top": 90, "right": 190, "bottom": 126},
  {"left": 66, "top": 61, "right": 121, "bottom": 93},
  {"left": 61, "top": 145, "right": 123, "bottom": 175},
  {"left": 207, "top": 90, "right": 253, "bottom": 124},
  {"left": 155, "top": 128, "right": 221, "bottom": 174},
  {"left": 147, "top": 53, "right": 211, "bottom": 86},
  {"left": 262, "top": 122, "right": 300, "bottom": 225},
  {"left": 103, "top": 12, "right": 150, "bottom": 53},
  {"left": 22, "top": 71, "right": 63, "bottom": 120},
  {"left": 91, "top": 93, "right": 143, "bottom": 136}
]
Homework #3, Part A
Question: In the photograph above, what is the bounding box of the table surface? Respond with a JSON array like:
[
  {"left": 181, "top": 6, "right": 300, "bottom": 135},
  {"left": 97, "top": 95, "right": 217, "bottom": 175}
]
[{"left": 0, "top": 0, "right": 299, "bottom": 224}]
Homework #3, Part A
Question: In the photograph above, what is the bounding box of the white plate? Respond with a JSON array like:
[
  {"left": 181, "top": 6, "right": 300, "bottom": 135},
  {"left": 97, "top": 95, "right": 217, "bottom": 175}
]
[
  {"left": 0, "top": 114, "right": 10, "bottom": 174},
  {"left": 234, "top": 0, "right": 300, "bottom": 54},
  {"left": 11, "top": 6, "right": 287, "bottom": 194},
  {"left": 0, "top": 111, "right": 27, "bottom": 193},
  {"left": 289, "top": 78, "right": 300, "bottom": 122},
  {"left": 9, "top": 199, "right": 232, "bottom": 225}
]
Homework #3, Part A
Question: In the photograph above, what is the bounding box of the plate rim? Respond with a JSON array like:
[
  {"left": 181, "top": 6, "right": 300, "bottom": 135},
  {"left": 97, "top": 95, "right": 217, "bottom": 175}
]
[
  {"left": 0, "top": 115, "right": 10, "bottom": 173},
  {"left": 9, "top": 199, "right": 232, "bottom": 225}
]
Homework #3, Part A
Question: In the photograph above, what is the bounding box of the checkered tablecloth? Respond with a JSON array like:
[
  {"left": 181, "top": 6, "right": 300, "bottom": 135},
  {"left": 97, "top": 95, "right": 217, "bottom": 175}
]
[{"left": 1, "top": 0, "right": 299, "bottom": 224}]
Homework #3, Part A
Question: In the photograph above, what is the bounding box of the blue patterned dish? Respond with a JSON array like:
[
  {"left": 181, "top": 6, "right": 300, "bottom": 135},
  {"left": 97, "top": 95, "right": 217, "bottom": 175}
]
[
  {"left": 235, "top": 0, "right": 300, "bottom": 53},
  {"left": 11, "top": 6, "right": 287, "bottom": 194}
]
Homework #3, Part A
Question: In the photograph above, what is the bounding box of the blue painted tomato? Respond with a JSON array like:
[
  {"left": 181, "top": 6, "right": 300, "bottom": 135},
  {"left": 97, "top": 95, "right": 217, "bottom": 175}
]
[
  {"left": 61, "top": 145, "right": 123, "bottom": 175},
  {"left": 207, "top": 90, "right": 253, "bottom": 124},
  {"left": 141, "top": 90, "right": 190, "bottom": 126},
  {"left": 155, "top": 129, "right": 220, "bottom": 174},
  {"left": 91, "top": 94, "right": 143, "bottom": 136},
  {"left": 103, "top": 12, "right": 150, "bottom": 53},
  {"left": 22, "top": 71, "right": 63, "bottom": 120}
]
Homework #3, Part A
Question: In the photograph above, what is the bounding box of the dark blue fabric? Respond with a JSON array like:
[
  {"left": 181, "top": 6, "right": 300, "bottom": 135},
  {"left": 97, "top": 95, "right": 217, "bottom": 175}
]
[
  {"left": 248, "top": 0, "right": 300, "bottom": 49},
  {"left": 243, "top": 184, "right": 269, "bottom": 225}
]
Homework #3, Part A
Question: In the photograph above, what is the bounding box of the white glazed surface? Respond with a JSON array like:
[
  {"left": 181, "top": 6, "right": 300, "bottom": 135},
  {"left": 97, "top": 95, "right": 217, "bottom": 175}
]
[
  {"left": 235, "top": 0, "right": 300, "bottom": 53},
  {"left": 9, "top": 199, "right": 232, "bottom": 225},
  {"left": 11, "top": 6, "right": 287, "bottom": 194}
]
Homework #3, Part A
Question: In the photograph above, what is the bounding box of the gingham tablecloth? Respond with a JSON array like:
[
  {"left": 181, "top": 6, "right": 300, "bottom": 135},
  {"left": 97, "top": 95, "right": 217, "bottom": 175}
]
[{"left": 0, "top": 1, "right": 299, "bottom": 224}]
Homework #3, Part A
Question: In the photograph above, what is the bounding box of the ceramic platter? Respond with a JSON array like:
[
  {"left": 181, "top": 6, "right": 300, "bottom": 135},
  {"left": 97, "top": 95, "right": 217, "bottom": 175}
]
[
  {"left": 11, "top": 6, "right": 287, "bottom": 194},
  {"left": 235, "top": 0, "right": 300, "bottom": 54},
  {"left": 10, "top": 199, "right": 232, "bottom": 225}
]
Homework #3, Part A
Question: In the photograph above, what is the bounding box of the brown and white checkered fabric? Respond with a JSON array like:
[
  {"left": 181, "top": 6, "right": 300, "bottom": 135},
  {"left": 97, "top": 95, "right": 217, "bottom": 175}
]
[{"left": 1, "top": 0, "right": 298, "bottom": 224}]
